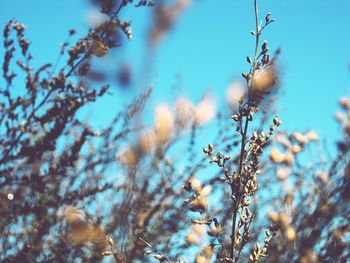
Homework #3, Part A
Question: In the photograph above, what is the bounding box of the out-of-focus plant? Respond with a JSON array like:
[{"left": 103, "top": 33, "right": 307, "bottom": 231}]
[
  {"left": 261, "top": 95, "right": 350, "bottom": 262},
  {"left": 0, "top": 0, "right": 210, "bottom": 262},
  {"left": 1, "top": 0, "right": 350, "bottom": 262},
  {"left": 0, "top": 1, "right": 176, "bottom": 261}
]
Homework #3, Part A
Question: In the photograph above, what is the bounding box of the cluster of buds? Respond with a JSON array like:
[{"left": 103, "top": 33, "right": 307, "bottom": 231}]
[
  {"left": 204, "top": 145, "right": 230, "bottom": 168},
  {"left": 245, "top": 11, "right": 280, "bottom": 108},
  {"left": 184, "top": 179, "right": 211, "bottom": 213},
  {"left": 231, "top": 100, "right": 255, "bottom": 135},
  {"left": 3, "top": 21, "right": 31, "bottom": 87},
  {"left": 118, "top": 94, "right": 217, "bottom": 167},
  {"left": 235, "top": 205, "right": 254, "bottom": 247},
  {"left": 335, "top": 97, "right": 350, "bottom": 137},
  {"left": 187, "top": 217, "right": 222, "bottom": 248},
  {"left": 195, "top": 244, "right": 214, "bottom": 263},
  {"left": 272, "top": 130, "right": 318, "bottom": 160},
  {"left": 175, "top": 94, "right": 216, "bottom": 128},
  {"left": 250, "top": 61, "right": 278, "bottom": 107},
  {"left": 268, "top": 211, "right": 296, "bottom": 241},
  {"left": 116, "top": 19, "right": 133, "bottom": 40},
  {"left": 204, "top": 143, "right": 233, "bottom": 184},
  {"left": 249, "top": 227, "right": 277, "bottom": 263},
  {"left": 68, "top": 40, "right": 88, "bottom": 65},
  {"left": 241, "top": 116, "right": 282, "bottom": 193},
  {"left": 90, "top": 40, "right": 109, "bottom": 57},
  {"left": 250, "top": 12, "right": 275, "bottom": 37},
  {"left": 9, "top": 21, "right": 30, "bottom": 56}
]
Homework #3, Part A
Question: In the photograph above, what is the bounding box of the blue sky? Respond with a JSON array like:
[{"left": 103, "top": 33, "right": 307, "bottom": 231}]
[{"left": 1, "top": 0, "right": 349, "bottom": 146}]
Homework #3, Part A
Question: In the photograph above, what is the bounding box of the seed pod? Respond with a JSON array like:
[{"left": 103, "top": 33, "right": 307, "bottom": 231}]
[
  {"left": 262, "top": 41, "right": 268, "bottom": 51},
  {"left": 247, "top": 56, "right": 252, "bottom": 64}
]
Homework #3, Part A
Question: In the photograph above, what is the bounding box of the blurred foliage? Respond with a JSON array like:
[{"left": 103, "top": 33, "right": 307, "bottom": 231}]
[{"left": 0, "top": 0, "right": 349, "bottom": 262}]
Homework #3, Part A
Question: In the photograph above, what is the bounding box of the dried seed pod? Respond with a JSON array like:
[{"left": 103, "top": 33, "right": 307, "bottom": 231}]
[
  {"left": 90, "top": 40, "right": 109, "bottom": 57},
  {"left": 192, "top": 225, "right": 206, "bottom": 237},
  {"left": 305, "top": 130, "right": 319, "bottom": 141},
  {"left": 316, "top": 171, "right": 330, "bottom": 185},
  {"left": 154, "top": 254, "right": 165, "bottom": 261},
  {"left": 176, "top": 97, "right": 195, "bottom": 128},
  {"left": 190, "top": 197, "right": 208, "bottom": 212},
  {"left": 293, "top": 132, "right": 308, "bottom": 145},
  {"left": 265, "top": 12, "right": 271, "bottom": 23},
  {"left": 283, "top": 151, "right": 294, "bottom": 166},
  {"left": 268, "top": 211, "right": 279, "bottom": 223},
  {"left": 334, "top": 112, "right": 345, "bottom": 124},
  {"left": 276, "top": 133, "right": 292, "bottom": 148},
  {"left": 102, "top": 251, "right": 112, "bottom": 256},
  {"left": 291, "top": 144, "right": 302, "bottom": 154},
  {"left": 154, "top": 104, "right": 174, "bottom": 143},
  {"left": 138, "top": 131, "right": 156, "bottom": 153},
  {"left": 195, "top": 94, "right": 216, "bottom": 126},
  {"left": 247, "top": 56, "right": 252, "bottom": 64},
  {"left": 227, "top": 82, "right": 245, "bottom": 112},
  {"left": 277, "top": 167, "right": 289, "bottom": 180},
  {"left": 191, "top": 179, "right": 202, "bottom": 193},
  {"left": 232, "top": 114, "right": 241, "bottom": 122},
  {"left": 285, "top": 227, "right": 296, "bottom": 241},
  {"left": 250, "top": 63, "right": 278, "bottom": 107},
  {"left": 186, "top": 233, "right": 198, "bottom": 244},
  {"left": 339, "top": 97, "right": 350, "bottom": 110},
  {"left": 118, "top": 147, "right": 139, "bottom": 166},
  {"left": 269, "top": 148, "right": 285, "bottom": 163}
]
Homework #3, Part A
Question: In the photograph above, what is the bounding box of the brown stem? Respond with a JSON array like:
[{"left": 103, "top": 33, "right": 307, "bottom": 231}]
[
  {"left": 230, "top": 0, "right": 260, "bottom": 260},
  {"left": 235, "top": 208, "right": 257, "bottom": 262},
  {"left": 109, "top": 241, "right": 122, "bottom": 263},
  {"left": 138, "top": 237, "right": 174, "bottom": 263}
]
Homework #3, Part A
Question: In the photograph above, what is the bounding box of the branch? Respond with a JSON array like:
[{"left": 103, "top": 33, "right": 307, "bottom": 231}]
[
  {"left": 230, "top": 0, "right": 261, "bottom": 260},
  {"left": 138, "top": 237, "right": 174, "bottom": 263}
]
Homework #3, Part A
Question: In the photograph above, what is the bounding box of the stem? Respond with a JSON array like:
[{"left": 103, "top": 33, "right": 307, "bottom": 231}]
[
  {"left": 113, "top": 0, "right": 128, "bottom": 19},
  {"left": 252, "top": 0, "right": 260, "bottom": 73},
  {"left": 230, "top": 112, "right": 249, "bottom": 260},
  {"left": 235, "top": 208, "right": 257, "bottom": 261},
  {"left": 138, "top": 237, "right": 173, "bottom": 263},
  {"left": 230, "top": 0, "right": 260, "bottom": 260},
  {"left": 109, "top": 242, "right": 121, "bottom": 263}
]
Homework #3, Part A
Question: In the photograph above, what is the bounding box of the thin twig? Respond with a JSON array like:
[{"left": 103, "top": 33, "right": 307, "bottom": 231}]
[
  {"left": 138, "top": 237, "right": 174, "bottom": 263},
  {"left": 113, "top": 0, "right": 128, "bottom": 19}
]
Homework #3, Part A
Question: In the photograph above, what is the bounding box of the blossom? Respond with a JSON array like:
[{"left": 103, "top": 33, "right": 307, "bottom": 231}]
[
  {"left": 195, "top": 94, "right": 216, "bottom": 126},
  {"left": 226, "top": 81, "right": 245, "bottom": 111},
  {"left": 154, "top": 104, "right": 174, "bottom": 143}
]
